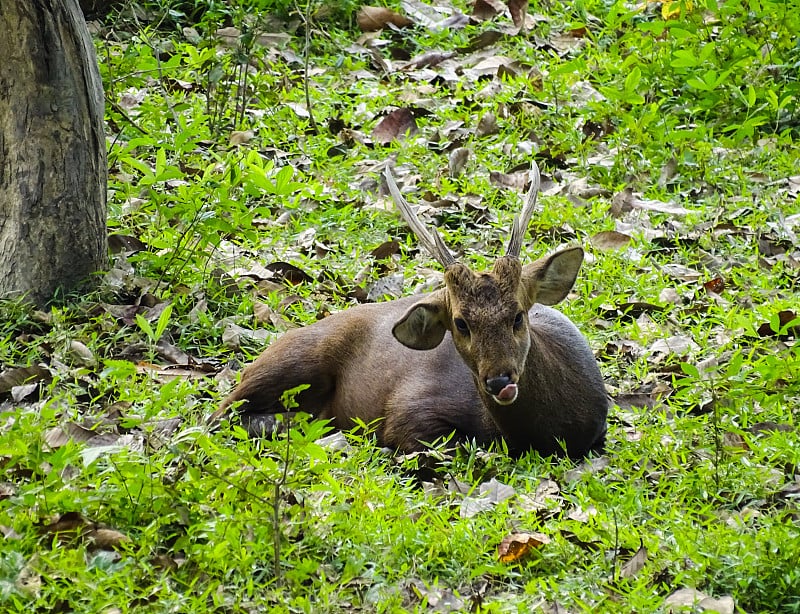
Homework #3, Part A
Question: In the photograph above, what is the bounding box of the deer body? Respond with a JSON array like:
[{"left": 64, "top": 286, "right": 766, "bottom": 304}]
[{"left": 216, "top": 165, "right": 609, "bottom": 457}]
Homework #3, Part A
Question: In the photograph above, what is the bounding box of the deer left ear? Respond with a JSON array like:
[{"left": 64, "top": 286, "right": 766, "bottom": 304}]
[
  {"left": 520, "top": 247, "right": 583, "bottom": 306},
  {"left": 392, "top": 290, "right": 449, "bottom": 350}
]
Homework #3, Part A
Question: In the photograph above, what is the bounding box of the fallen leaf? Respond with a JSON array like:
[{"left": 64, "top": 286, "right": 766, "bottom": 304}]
[
  {"left": 757, "top": 310, "right": 799, "bottom": 339},
  {"left": 473, "top": 0, "right": 506, "bottom": 21},
  {"left": 0, "top": 365, "right": 51, "bottom": 394},
  {"left": 498, "top": 531, "right": 550, "bottom": 563},
  {"left": 372, "top": 108, "right": 418, "bottom": 144},
  {"left": 229, "top": 130, "right": 254, "bottom": 145},
  {"left": 448, "top": 147, "right": 470, "bottom": 177},
  {"left": 476, "top": 112, "right": 499, "bottom": 137},
  {"left": 265, "top": 261, "right": 313, "bottom": 285},
  {"left": 357, "top": 6, "right": 413, "bottom": 31},
  {"left": 45, "top": 422, "right": 98, "bottom": 448},
  {"left": 663, "top": 588, "right": 734, "bottom": 614},
  {"left": 489, "top": 170, "right": 528, "bottom": 190},
  {"left": 648, "top": 335, "right": 700, "bottom": 356},
  {"left": 508, "top": 0, "right": 529, "bottom": 30},
  {"left": 618, "top": 545, "right": 647, "bottom": 579},
  {"left": 590, "top": 230, "right": 632, "bottom": 251},
  {"left": 702, "top": 276, "right": 725, "bottom": 294},
  {"left": 87, "top": 528, "right": 131, "bottom": 550},
  {"left": 406, "top": 578, "right": 465, "bottom": 610}
]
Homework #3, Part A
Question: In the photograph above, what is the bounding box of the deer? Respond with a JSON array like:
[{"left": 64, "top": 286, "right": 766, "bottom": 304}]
[{"left": 213, "top": 163, "right": 609, "bottom": 458}]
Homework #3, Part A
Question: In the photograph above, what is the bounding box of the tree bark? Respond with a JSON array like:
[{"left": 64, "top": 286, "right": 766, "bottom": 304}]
[{"left": 0, "top": 0, "right": 107, "bottom": 306}]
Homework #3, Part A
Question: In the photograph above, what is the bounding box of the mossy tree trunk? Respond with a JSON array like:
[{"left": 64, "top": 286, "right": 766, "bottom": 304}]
[{"left": 0, "top": 0, "right": 107, "bottom": 306}]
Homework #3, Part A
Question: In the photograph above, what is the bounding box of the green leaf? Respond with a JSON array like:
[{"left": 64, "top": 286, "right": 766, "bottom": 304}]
[
  {"left": 680, "top": 362, "right": 701, "bottom": 379},
  {"left": 154, "top": 303, "right": 173, "bottom": 341},
  {"left": 135, "top": 313, "right": 155, "bottom": 341}
]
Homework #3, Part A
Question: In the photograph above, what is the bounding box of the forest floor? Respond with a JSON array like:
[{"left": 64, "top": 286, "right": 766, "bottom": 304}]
[{"left": 1, "top": 0, "right": 799, "bottom": 611}]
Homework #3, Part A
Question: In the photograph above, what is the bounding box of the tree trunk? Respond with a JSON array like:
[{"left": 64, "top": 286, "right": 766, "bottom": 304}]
[{"left": 0, "top": 0, "right": 107, "bottom": 306}]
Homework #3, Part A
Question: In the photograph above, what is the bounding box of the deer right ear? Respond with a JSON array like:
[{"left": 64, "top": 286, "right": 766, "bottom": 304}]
[
  {"left": 392, "top": 295, "right": 449, "bottom": 350},
  {"left": 520, "top": 246, "right": 584, "bottom": 307}
]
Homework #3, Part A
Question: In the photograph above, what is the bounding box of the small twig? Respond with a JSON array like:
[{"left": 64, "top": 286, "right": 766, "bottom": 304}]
[{"left": 302, "top": 0, "right": 319, "bottom": 134}]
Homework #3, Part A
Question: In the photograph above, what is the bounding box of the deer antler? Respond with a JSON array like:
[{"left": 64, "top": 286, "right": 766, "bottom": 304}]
[
  {"left": 385, "top": 167, "right": 456, "bottom": 269},
  {"left": 506, "top": 161, "right": 541, "bottom": 259}
]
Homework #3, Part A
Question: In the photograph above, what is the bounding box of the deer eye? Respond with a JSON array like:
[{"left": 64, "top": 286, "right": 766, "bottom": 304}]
[
  {"left": 513, "top": 311, "right": 525, "bottom": 330},
  {"left": 453, "top": 317, "right": 470, "bottom": 336}
]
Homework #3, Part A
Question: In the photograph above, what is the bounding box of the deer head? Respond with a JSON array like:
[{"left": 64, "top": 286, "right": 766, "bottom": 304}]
[{"left": 386, "top": 164, "right": 583, "bottom": 406}]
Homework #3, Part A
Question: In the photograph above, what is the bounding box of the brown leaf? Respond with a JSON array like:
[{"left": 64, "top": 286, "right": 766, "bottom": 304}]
[
  {"left": 402, "top": 50, "right": 456, "bottom": 69},
  {"left": 108, "top": 233, "right": 147, "bottom": 253},
  {"left": 614, "top": 392, "right": 660, "bottom": 411},
  {"left": 473, "top": 0, "right": 506, "bottom": 20},
  {"left": 590, "top": 230, "right": 632, "bottom": 251},
  {"left": 664, "top": 589, "right": 735, "bottom": 614},
  {"left": 0, "top": 365, "right": 51, "bottom": 394},
  {"left": 45, "top": 422, "right": 98, "bottom": 449},
  {"left": 498, "top": 532, "right": 550, "bottom": 563},
  {"left": 619, "top": 545, "right": 647, "bottom": 579},
  {"left": 489, "top": 170, "right": 527, "bottom": 191},
  {"left": 757, "top": 310, "right": 799, "bottom": 339},
  {"left": 476, "top": 112, "right": 499, "bottom": 137},
  {"left": 371, "top": 240, "right": 401, "bottom": 259},
  {"left": 658, "top": 157, "right": 678, "bottom": 186},
  {"left": 265, "top": 261, "right": 313, "bottom": 285},
  {"left": 610, "top": 187, "right": 689, "bottom": 216},
  {"left": 702, "top": 276, "right": 725, "bottom": 294},
  {"left": 459, "top": 29, "right": 504, "bottom": 53},
  {"left": 448, "top": 147, "right": 470, "bottom": 177},
  {"left": 357, "top": 6, "right": 413, "bottom": 31},
  {"left": 372, "top": 108, "right": 418, "bottom": 145},
  {"left": 508, "top": 0, "right": 529, "bottom": 30},
  {"left": 87, "top": 528, "right": 131, "bottom": 550},
  {"left": 38, "top": 511, "right": 90, "bottom": 539},
  {"left": 229, "top": 130, "right": 254, "bottom": 145}
]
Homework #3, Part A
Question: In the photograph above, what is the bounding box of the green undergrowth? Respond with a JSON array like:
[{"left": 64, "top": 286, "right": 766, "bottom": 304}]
[{"left": 1, "top": 0, "right": 799, "bottom": 611}]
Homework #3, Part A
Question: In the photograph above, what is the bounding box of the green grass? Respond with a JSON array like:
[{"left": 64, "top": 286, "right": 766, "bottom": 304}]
[{"left": 1, "top": 0, "right": 800, "bottom": 611}]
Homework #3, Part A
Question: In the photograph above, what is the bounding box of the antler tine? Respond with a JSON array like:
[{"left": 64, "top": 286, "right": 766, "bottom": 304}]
[
  {"left": 385, "top": 167, "right": 456, "bottom": 269},
  {"left": 506, "top": 161, "right": 541, "bottom": 258}
]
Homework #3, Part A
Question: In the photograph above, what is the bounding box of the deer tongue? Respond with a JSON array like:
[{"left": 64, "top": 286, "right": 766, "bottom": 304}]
[{"left": 495, "top": 383, "right": 518, "bottom": 404}]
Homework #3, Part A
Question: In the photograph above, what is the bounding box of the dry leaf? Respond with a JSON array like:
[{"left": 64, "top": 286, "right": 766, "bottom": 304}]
[
  {"left": 45, "top": 422, "right": 98, "bottom": 448},
  {"left": 229, "top": 130, "right": 254, "bottom": 146},
  {"left": 476, "top": 112, "right": 499, "bottom": 137},
  {"left": 370, "top": 240, "right": 401, "bottom": 259},
  {"left": 664, "top": 588, "right": 734, "bottom": 614},
  {"left": 448, "top": 147, "right": 470, "bottom": 177},
  {"left": 0, "top": 365, "right": 51, "bottom": 394},
  {"left": 87, "top": 528, "right": 131, "bottom": 549},
  {"left": 618, "top": 545, "right": 647, "bottom": 579},
  {"left": 357, "top": 6, "right": 413, "bottom": 31},
  {"left": 489, "top": 170, "right": 527, "bottom": 190},
  {"left": 702, "top": 276, "right": 725, "bottom": 294},
  {"left": 473, "top": 0, "right": 506, "bottom": 21},
  {"left": 372, "top": 108, "right": 418, "bottom": 144},
  {"left": 215, "top": 26, "right": 241, "bottom": 46},
  {"left": 508, "top": 0, "right": 529, "bottom": 30},
  {"left": 68, "top": 340, "right": 96, "bottom": 367},
  {"left": 498, "top": 532, "right": 550, "bottom": 563},
  {"left": 590, "top": 230, "right": 632, "bottom": 251},
  {"left": 757, "top": 310, "right": 799, "bottom": 339}
]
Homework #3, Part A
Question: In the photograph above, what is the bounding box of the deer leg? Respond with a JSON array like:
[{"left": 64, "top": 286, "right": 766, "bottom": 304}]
[{"left": 213, "top": 333, "right": 336, "bottom": 430}]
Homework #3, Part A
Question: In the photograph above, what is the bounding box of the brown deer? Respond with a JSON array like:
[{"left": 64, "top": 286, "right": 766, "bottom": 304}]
[{"left": 214, "top": 163, "right": 609, "bottom": 457}]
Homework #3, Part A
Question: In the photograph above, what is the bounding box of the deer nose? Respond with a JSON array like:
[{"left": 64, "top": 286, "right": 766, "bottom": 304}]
[{"left": 485, "top": 374, "right": 513, "bottom": 395}]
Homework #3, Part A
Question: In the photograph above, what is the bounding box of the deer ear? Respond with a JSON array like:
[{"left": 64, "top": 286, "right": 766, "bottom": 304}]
[
  {"left": 393, "top": 292, "right": 449, "bottom": 350},
  {"left": 521, "top": 247, "right": 584, "bottom": 306}
]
